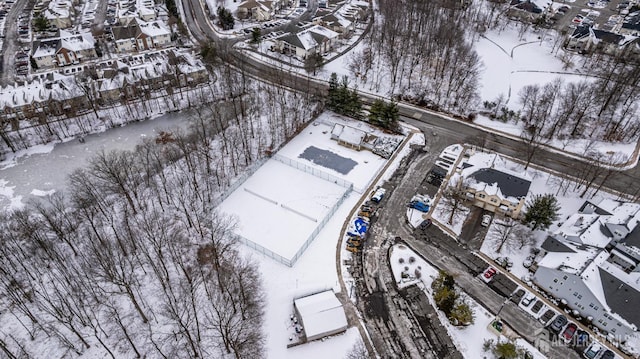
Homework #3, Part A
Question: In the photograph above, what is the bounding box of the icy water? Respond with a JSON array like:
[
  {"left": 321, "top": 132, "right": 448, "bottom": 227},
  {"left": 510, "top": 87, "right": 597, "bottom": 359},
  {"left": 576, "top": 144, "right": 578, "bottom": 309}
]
[{"left": 0, "top": 112, "right": 191, "bottom": 211}]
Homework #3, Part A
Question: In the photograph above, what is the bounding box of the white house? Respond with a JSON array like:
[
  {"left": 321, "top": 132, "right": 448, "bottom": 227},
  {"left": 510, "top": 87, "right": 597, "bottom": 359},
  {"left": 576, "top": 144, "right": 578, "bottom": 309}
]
[
  {"left": 533, "top": 199, "right": 640, "bottom": 339},
  {"left": 32, "top": 30, "right": 97, "bottom": 68},
  {"left": 236, "top": 0, "right": 275, "bottom": 21},
  {"left": 43, "top": 0, "right": 74, "bottom": 29},
  {"left": 112, "top": 19, "right": 171, "bottom": 53},
  {"left": 274, "top": 25, "right": 339, "bottom": 59}
]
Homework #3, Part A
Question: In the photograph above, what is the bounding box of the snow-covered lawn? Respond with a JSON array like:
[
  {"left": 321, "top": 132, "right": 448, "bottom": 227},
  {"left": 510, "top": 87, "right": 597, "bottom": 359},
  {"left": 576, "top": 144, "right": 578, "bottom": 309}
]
[
  {"left": 217, "top": 159, "right": 349, "bottom": 263},
  {"left": 245, "top": 190, "right": 364, "bottom": 358},
  {"left": 389, "top": 244, "right": 547, "bottom": 359},
  {"left": 218, "top": 115, "right": 414, "bottom": 357}
]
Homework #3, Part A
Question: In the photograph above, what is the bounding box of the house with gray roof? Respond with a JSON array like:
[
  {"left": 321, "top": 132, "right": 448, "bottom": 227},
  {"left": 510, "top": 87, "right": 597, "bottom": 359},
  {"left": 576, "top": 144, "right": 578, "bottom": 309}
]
[
  {"left": 532, "top": 198, "right": 640, "bottom": 340},
  {"left": 273, "top": 25, "right": 339, "bottom": 59},
  {"left": 463, "top": 167, "right": 531, "bottom": 219}
]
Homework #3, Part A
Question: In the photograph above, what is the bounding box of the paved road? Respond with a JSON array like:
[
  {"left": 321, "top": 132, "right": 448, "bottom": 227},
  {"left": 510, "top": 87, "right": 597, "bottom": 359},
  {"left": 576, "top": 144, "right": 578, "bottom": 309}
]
[
  {"left": 399, "top": 113, "right": 640, "bottom": 199},
  {"left": 370, "top": 131, "right": 581, "bottom": 358},
  {"left": 0, "top": 0, "right": 30, "bottom": 86}
]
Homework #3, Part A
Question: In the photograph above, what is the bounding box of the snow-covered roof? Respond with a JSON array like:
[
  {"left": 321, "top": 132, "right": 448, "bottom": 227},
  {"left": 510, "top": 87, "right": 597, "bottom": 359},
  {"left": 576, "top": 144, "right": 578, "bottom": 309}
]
[
  {"left": 60, "top": 32, "right": 95, "bottom": 52},
  {"left": 538, "top": 242, "right": 600, "bottom": 274},
  {"left": 137, "top": 19, "right": 170, "bottom": 38},
  {"left": 294, "top": 291, "right": 347, "bottom": 339},
  {"left": 32, "top": 31, "right": 95, "bottom": 58},
  {"left": 331, "top": 123, "right": 365, "bottom": 146}
]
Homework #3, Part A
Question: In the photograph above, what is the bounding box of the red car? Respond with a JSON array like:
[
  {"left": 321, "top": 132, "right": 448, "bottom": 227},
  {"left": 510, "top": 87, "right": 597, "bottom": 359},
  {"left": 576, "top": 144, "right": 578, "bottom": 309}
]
[
  {"left": 484, "top": 267, "right": 497, "bottom": 279},
  {"left": 562, "top": 323, "right": 577, "bottom": 342}
]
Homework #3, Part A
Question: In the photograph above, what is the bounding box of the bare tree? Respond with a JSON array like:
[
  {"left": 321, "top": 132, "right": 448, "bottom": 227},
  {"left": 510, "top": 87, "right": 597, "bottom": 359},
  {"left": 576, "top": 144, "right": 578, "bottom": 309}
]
[{"left": 489, "top": 217, "right": 532, "bottom": 253}]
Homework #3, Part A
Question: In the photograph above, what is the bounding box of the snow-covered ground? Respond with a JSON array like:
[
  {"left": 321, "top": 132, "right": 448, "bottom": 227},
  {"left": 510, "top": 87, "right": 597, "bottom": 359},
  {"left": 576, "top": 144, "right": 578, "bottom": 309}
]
[
  {"left": 217, "top": 114, "right": 412, "bottom": 356},
  {"left": 217, "top": 159, "right": 349, "bottom": 263},
  {"left": 389, "top": 244, "right": 546, "bottom": 359}
]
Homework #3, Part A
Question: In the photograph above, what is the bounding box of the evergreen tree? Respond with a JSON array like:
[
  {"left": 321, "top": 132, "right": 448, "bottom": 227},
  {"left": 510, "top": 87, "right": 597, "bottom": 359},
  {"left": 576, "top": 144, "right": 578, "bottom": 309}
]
[
  {"left": 328, "top": 73, "right": 339, "bottom": 108},
  {"left": 326, "top": 73, "right": 362, "bottom": 119},
  {"left": 166, "top": 0, "right": 178, "bottom": 17},
  {"left": 217, "top": 7, "right": 235, "bottom": 30},
  {"left": 33, "top": 15, "right": 49, "bottom": 32},
  {"left": 523, "top": 193, "right": 560, "bottom": 231},
  {"left": 493, "top": 342, "right": 518, "bottom": 359},
  {"left": 250, "top": 27, "right": 261, "bottom": 44},
  {"left": 368, "top": 99, "right": 399, "bottom": 131},
  {"left": 450, "top": 302, "right": 474, "bottom": 326}
]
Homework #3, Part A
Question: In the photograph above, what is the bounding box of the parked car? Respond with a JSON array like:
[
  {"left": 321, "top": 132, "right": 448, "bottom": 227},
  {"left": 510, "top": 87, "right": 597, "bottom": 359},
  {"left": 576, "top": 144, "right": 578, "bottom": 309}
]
[
  {"left": 583, "top": 343, "right": 602, "bottom": 359},
  {"left": 346, "top": 243, "right": 359, "bottom": 253},
  {"left": 521, "top": 294, "right": 535, "bottom": 307},
  {"left": 562, "top": 323, "right": 577, "bottom": 342},
  {"left": 371, "top": 188, "right": 386, "bottom": 203},
  {"left": 575, "top": 330, "right": 589, "bottom": 347},
  {"left": 549, "top": 314, "right": 568, "bottom": 333},
  {"left": 484, "top": 267, "right": 497, "bottom": 279},
  {"left": 347, "top": 236, "right": 362, "bottom": 247},
  {"left": 539, "top": 309, "right": 556, "bottom": 324},
  {"left": 510, "top": 288, "right": 525, "bottom": 304},
  {"left": 418, "top": 219, "right": 432, "bottom": 231},
  {"left": 531, "top": 300, "right": 544, "bottom": 313},
  {"left": 481, "top": 214, "right": 492, "bottom": 227},
  {"left": 409, "top": 200, "right": 430, "bottom": 212},
  {"left": 599, "top": 349, "right": 614, "bottom": 359}
]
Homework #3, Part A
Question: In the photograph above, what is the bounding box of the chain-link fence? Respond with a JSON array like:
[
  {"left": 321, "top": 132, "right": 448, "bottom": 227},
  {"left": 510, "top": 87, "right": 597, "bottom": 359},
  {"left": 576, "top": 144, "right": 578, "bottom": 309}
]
[{"left": 272, "top": 153, "right": 354, "bottom": 190}]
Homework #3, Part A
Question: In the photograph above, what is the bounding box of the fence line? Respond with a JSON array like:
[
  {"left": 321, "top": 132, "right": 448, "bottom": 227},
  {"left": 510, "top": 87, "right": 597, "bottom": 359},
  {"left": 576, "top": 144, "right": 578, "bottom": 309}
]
[
  {"left": 272, "top": 153, "right": 354, "bottom": 190},
  {"left": 212, "top": 158, "right": 267, "bottom": 207},
  {"left": 244, "top": 187, "right": 279, "bottom": 205},
  {"left": 215, "top": 154, "right": 356, "bottom": 267},
  {"left": 280, "top": 203, "right": 317, "bottom": 222}
]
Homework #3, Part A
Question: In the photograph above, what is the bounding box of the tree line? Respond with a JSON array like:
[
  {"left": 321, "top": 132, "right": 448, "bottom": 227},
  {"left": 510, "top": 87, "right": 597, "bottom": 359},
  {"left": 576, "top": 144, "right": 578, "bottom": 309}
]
[{"left": 0, "top": 70, "right": 321, "bottom": 358}]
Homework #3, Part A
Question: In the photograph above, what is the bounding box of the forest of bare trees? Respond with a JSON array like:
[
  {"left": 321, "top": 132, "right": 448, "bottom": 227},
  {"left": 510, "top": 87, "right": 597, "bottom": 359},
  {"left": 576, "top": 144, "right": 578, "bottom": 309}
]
[
  {"left": 348, "top": 0, "right": 482, "bottom": 115},
  {"left": 0, "top": 68, "right": 321, "bottom": 358}
]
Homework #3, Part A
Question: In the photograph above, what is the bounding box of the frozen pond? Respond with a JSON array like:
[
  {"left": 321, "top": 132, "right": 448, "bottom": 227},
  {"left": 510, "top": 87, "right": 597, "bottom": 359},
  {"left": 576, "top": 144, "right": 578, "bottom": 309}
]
[{"left": 0, "top": 111, "right": 191, "bottom": 211}]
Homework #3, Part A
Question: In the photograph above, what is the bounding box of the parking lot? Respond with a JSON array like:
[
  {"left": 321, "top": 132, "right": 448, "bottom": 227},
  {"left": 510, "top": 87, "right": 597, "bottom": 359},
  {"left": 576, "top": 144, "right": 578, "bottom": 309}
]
[{"left": 549, "top": 0, "right": 634, "bottom": 34}]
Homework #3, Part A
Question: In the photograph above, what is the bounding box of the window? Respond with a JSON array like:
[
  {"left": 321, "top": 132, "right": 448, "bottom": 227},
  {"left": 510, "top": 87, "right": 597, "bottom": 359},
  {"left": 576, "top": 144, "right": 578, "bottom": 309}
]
[
  {"left": 589, "top": 303, "right": 594, "bottom": 308},
  {"left": 594, "top": 306, "right": 599, "bottom": 310},
  {"left": 563, "top": 275, "right": 568, "bottom": 280},
  {"left": 478, "top": 194, "right": 486, "bottom": 199},
  {"left": 578, "top": 294, "right": 582, "bottom": 299},
  {"left": 554, "top": 278, "right": 558, "bottom": 283},
  {"left": 491, "top": 198, "right": 498, "bottom": 203},
  {"left": 573, "top": 292, "right": 578, "bottom": 297}
]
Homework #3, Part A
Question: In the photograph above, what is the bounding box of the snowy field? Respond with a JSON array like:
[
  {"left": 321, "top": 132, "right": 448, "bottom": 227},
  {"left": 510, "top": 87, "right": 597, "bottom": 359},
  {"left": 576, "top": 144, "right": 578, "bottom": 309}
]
[
  {"left": 233, "top": 121, "right": 415, "bottom": 357},
  {"left": 216, "top": 159, "right": 349, "bottom": 263},
  {"left": 217, "top": 113, "right": 399, "bottom": 265}
]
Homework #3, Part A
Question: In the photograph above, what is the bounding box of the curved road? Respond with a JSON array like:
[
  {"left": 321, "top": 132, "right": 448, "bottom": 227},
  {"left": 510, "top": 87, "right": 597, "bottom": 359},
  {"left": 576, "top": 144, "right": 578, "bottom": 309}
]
[{"left": 179, "top": 0, "right": 640, "bottom": 199}]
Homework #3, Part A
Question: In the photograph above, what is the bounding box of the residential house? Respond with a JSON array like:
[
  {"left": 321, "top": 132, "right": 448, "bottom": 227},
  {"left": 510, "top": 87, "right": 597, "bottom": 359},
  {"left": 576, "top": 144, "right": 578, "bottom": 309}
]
[
  {"left": 43, "top": 0, "right": 74, "bottom": 29},
  {"left": 565, "top": 24, "right": 591, "bottom": 52},
  {"left": 587, "top": 28, "right": 637, "bottom": 56},
  {"left": 533, "top": 199, "right": 640, "bottom": 339},
  {"left": 507, "top": 0, "right": 551, "bottom": 20},
  {"left": 116, "top": 0, "right": 157, "bottom": 25},
  {"left": 274, "top": 25, "right": 339, "bottom": 59},
  {"left": 314, "top": 13, "right": 354, "bottom": 35},
  {"left": 462, "top": 167, "right": 531, "bottom": 219},
  {"left": 236, "top": 0, "right": 276, "bottom": 21},
  {"left": 31, "top": 30, "right": 97, "bottom": 68},
  {"left": 112, "top": 19, "right": 171, "bottom": 53}
]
